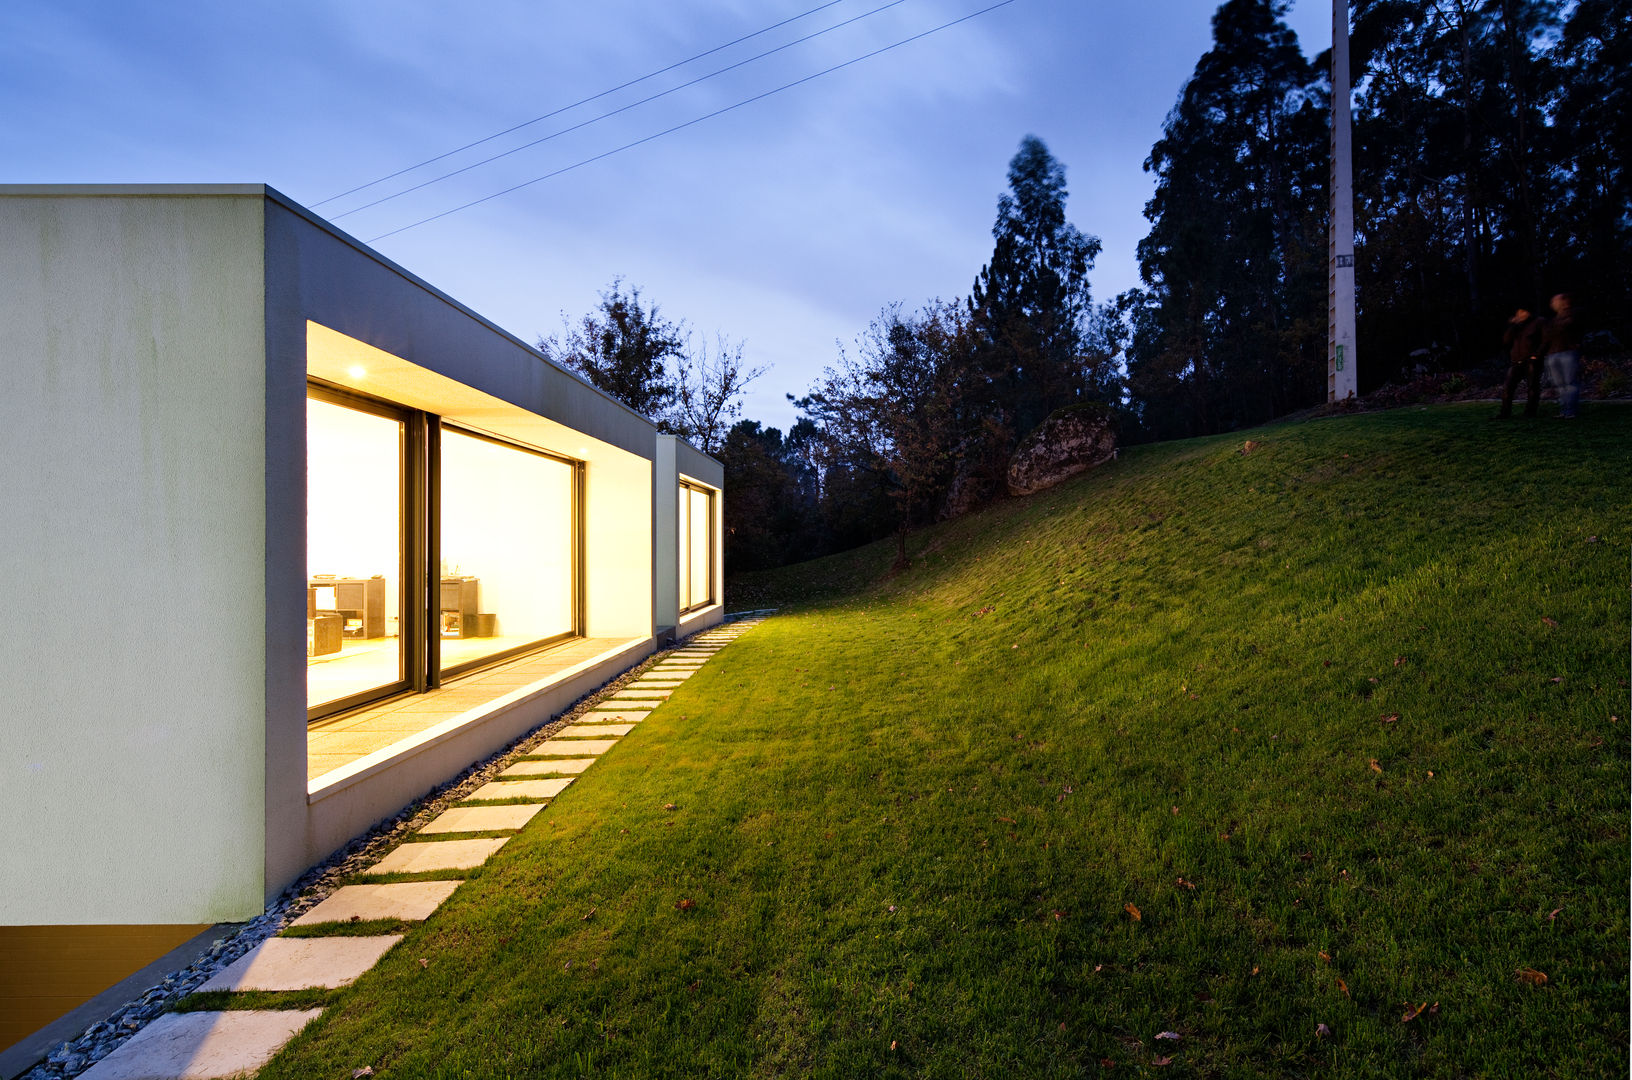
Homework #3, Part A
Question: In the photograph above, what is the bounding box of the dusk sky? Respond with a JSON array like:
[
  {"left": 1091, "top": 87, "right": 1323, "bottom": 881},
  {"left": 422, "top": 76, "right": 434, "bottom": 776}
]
[{"left": 2, "top": 0, "right": 1335, "bottom": 429}]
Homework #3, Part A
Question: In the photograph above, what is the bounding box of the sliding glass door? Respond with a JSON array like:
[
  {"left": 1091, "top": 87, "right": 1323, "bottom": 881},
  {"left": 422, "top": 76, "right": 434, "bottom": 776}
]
[
  {"left": 306, "top": 392, "right": 407, "bottom": 712},
  {"left": 438, "top": 426, "right": 578, "bottom": 677},
  {"left": 306, "top": 384, "right": 583, "bottom": 721}
]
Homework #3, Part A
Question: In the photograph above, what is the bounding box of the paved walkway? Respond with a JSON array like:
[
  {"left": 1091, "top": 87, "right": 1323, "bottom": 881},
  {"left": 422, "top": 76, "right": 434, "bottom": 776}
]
[{"left": 77, "top": 618, "right": 765, "bottom": 1079}]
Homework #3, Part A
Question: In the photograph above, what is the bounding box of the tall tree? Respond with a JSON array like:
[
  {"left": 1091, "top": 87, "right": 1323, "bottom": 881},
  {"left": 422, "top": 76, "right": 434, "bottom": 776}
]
[
  {"left": 959, "top": 136, "right": 1108, "bottom": 500},
  {"left": 538, "top": 279, "right": 684, "bottom": 418},
  {"left": 1126, "top": 0, "right": 1326, "bottom": 439}
]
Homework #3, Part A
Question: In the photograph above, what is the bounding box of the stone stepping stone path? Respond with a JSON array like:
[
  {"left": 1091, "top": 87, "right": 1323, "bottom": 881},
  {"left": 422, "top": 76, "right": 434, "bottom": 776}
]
[
  {"left": 291, "top": 880, "right": 462, "bottom": 925},
  {"left": 199, "top": 936, "right": 403, "bottom": 992},
  {"left": 83, "top": 617, "right": 765, "bottom": 1078},
  {"left": 366, "top": 837, "right": 508, "bottom": 874},
  {"left": 77, "top": 1010, "right": 324, "bottom": 1080}
]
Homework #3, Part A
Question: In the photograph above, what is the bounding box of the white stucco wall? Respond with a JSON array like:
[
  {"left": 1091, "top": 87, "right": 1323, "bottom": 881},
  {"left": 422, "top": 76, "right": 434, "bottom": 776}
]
[{"left": 0, "top": 190, "right": 269, "bottom": 924}]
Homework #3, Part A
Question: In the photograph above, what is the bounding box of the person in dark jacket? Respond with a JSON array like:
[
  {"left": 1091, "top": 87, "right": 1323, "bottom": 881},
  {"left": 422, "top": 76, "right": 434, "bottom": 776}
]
[
  {"left": 1498, "top": 306, "right": 1544, "bottom": 418},
  {"left": 1542, "top": 293, "right": 1583, "bottom": 418}
]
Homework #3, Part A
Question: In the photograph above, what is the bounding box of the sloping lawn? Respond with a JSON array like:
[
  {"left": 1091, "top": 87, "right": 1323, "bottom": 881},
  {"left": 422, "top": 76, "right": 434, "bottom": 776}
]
[{"left": 256, "top": 404, "right": 1629, "bottom": 1078}]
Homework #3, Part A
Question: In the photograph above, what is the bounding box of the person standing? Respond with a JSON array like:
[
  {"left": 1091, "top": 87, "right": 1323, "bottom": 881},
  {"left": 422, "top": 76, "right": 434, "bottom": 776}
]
[
  {"left": 1498, "top": 305, "right": 1544, "bottom": 418},
  {"left": 1541, "top": 293, "right": 1583, "bottom": 419}
]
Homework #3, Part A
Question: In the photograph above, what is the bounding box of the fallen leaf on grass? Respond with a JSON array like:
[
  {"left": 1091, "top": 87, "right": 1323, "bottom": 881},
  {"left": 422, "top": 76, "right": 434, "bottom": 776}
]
[
  {"left": 1369, "top": 759, "right": 1383, "bottom": 773},
  {"left": 1393, "top": 656, "right": 1406, "bottom": 666},
  {"left": 1152, "top": 1056, "right": 1173, "bottom": 1066},
  {"left": 1548, "top": 908, "right": 1563, "bottom": 921},
  {"left": 1156, "top": 1031, "right": 1181, "bottom": 1041},
  {"left": 417, "top": 958, "right": 428, "bottom": 969},
  {"left": 1542, "top": 616, "right": 1559, "bottom": 627},
  {"left": 1124, "top": 903, "right": 1142, "bottom": 921},
  {"left": 890, "top": 1041, "right": 897, "bottom": 1051},
  {"left": 1194, "top": 991, "right": 1214, "bottom": 1003},
  {"left": 1251, "top": 966, "right": 1260, "bottom": 976},
  {"left": 663, "top": 803, "right": 679, "bottom": 811},
  {"left": 1516, "top": 968, "right": 1548, "bottom": 985},
  {"left": 1100, "top": 1059, "right": 1116, "bottom": 1069},
  {"left": 1176, "top": 878, "right": 1196, "bottom": 890},
  {"left": 1336, "top": 977, "right": 1349, "bottom": 997},
  {"left": 1053, "top": 910, "right": 1066, "bottom": 921},
  {"left": 1316, "top": 1023, "right": 1332, "bottom": 1039},
  {"left": 352, "top": 1069, "right": 374, "bottom": 1079},
  {"left": 1380, "top": 713, "right": 1399, "bottom": 725},
  {"left": 996, "top": 816, "right": 1017, "bottom": 824},
  {"left": 1318, "top": 951, "right": 1331, "bottom": 964},
  {"left": 582, "top": 908, "right": 596, "bottom": 921},
  {"left": 1400, "top": 1002, "right": 1428, "bottom": 1023},
  {"left": 1550, "top": 676, "right": 1563, "bottom": 683},
  {"left": 675, "top": 899, "right": 696, "bottom": 911}
]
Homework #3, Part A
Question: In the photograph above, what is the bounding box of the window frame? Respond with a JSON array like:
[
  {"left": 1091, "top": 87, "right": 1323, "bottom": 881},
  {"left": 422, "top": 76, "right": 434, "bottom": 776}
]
[{"left": 305, "top": 380, "right": 584, "bottom": 723}]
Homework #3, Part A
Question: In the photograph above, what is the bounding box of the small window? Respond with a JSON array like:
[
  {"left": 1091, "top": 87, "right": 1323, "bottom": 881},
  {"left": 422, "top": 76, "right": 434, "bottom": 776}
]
[{"left": 678, "top": 481, "right": 715, "bottom": 612}]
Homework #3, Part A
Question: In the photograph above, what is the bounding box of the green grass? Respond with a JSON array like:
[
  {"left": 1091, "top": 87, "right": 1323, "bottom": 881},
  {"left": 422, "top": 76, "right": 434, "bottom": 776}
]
[{"left": 259, "top": 404, "right": 1629, "bottom": 1078}]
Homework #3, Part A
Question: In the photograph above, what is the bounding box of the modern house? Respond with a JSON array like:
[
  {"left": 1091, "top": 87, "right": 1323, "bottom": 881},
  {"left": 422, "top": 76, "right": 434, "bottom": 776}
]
[{"left": 0, "top": 185, "right": 724, "bottom": 1067}]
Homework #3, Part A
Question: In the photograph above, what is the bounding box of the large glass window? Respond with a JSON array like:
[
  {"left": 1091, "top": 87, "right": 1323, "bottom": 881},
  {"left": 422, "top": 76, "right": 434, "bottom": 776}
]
[
  {"left": 439, "top": 428, "right": 577, "bottom": 674},
  {"left": 306, "top": 395, "right": 404, "bottom": 710},
  {"left": 678, "top": 481, "right": 715, "bottom": 612}
]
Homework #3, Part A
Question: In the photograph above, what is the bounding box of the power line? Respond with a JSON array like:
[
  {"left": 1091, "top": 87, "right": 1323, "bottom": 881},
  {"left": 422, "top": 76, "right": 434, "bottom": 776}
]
[
  {"left": 367, "top": 0, "right": 1022, "bottom": 243},
  {"left": 333, "top": 0, "right": 912, "bottom": 221},
  {"left": 314, "top": 0, "right": 846, "bottom": 207}
]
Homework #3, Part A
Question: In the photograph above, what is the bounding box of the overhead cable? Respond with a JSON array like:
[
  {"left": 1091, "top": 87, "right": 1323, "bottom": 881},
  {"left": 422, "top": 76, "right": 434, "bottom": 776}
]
[
  {"left": 366, "top": 0, "right": 1021, "bottom": 243},
  {"left": 314, "top": 0, "right": 847, "bottom": 207},
  {"left": 333, "top": 0, "right": 911, "bottom": 220}
]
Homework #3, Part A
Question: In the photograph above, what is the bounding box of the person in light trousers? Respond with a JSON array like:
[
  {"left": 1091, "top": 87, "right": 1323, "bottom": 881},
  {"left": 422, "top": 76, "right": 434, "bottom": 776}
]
[{"left": 1541, "top": 293, "right": 1582, "bottom": 419}]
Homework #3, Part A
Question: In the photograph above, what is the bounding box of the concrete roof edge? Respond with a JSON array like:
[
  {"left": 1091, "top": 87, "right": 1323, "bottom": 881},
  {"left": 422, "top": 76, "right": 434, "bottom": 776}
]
[
  {"left": 257, "top": 185, "right": 660, "bottom": 432},
  {"left": 0, "top": 183, "right": 271, "bottom": 197},
  {"left": 0, "top": 182, "right": 657, "bottom": 434}
]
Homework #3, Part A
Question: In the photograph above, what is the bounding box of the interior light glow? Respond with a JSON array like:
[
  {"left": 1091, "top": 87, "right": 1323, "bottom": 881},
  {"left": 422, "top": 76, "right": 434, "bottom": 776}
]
[{"left": 348, "top": 365, "right": 368, "bottom": 379}]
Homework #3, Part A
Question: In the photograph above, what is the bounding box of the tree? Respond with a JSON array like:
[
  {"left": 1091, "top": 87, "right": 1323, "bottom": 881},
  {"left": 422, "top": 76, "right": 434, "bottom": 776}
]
[
  {"left": 1126, "top": 0, "right": 1326, "bottom": 439},
  {"left": 669, "top": 334, "right": 767, "bottom": 455},
  {"left": 538, "top": 278, "right": 684, "bottom": 418},
  {"left": 795, "top": 300, "right": 973, "bottom": 567},
  {"left": 967, "top": 137, "right": 1109, "bottom": 449},
  {"left": 716, "top": 420, "right": 820, "bottom": 572}
]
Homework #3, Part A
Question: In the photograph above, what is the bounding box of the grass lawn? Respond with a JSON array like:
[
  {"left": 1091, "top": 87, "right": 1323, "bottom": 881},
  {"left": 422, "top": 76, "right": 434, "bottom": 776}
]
[{"left": 252, "top": 403, "right": 1629, "bottom": 1078}]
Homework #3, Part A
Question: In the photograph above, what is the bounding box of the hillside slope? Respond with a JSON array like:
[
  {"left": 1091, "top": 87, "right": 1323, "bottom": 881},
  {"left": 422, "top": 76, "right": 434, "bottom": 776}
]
[{"left": 266, "top": 404, "right": 1629, "bottom": 1079}]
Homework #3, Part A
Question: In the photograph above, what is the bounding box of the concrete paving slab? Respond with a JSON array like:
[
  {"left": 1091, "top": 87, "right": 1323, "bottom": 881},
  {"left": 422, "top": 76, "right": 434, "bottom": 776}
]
[
  {"left": 420, "top": 803, "right": 544, "bottom": 834},
  {"left": 364, "top": 838, "right": 507, "bottom": 874},
  {"left": 197, "top": 937, "right": 402, "bottom": 992},
  {"left": 503, "top": 756, "right": 597, "bottom": 776},
  {"left": 565, "top": 723, "right": 634, "bottom": 737},
  {"left": 577, "top": 708, "right": 646, "bottom": 724},
  {"left": 529, "top": 738, "right": 617, "bottom": 756},
  {"left": 610, "top": 688, "right": 672, "bottom": 699},
  {"left": 465, "top": 777, "right": 575, "bottom": 802},
  {"left": 292, "top": 880, "right": 463, "bottom": 925},
  {"left": 76, "top": 1009, "right": 324, "bottom": 1080}
]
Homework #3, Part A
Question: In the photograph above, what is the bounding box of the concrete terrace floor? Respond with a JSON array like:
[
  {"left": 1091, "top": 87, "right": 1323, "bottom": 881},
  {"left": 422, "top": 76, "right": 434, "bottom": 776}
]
[{"left": 306, "top": 637, "right": 641, "bottom": 781}]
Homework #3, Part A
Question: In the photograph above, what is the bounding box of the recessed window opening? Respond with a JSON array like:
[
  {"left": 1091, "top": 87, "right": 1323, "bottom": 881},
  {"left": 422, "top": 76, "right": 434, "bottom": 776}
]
[{"left": 678, "top": 480, "right": 715, "bottom": 614}]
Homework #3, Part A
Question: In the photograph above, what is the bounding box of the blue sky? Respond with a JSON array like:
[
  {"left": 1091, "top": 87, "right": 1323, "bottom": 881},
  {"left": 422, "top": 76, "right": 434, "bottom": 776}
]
[{"left": 1, "top": 0, "right": 1334, "bottom": 429}]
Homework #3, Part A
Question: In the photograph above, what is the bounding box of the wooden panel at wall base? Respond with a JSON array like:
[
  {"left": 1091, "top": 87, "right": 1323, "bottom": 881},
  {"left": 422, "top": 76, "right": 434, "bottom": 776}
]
[{"left": 0, "top": 924, "right": 210, "bottom": 1055}]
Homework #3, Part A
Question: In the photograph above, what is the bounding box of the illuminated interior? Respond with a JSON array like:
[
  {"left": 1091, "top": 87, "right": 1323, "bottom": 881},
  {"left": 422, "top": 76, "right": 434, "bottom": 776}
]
[
  {"left": 306, "top": 395, "right": 404, "bottom": 710},
  {"left": 439, "top": 427, "right": 576, "bottom": 672},
  {"left": 678, "top": 481, "right": 715, "bottom": 612}
]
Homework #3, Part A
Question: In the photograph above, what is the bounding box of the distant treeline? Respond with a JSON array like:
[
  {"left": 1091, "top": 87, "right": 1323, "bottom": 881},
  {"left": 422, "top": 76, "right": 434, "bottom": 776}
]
[{"left": 719, "top": 0, "right": 1628, "bottom": 573}]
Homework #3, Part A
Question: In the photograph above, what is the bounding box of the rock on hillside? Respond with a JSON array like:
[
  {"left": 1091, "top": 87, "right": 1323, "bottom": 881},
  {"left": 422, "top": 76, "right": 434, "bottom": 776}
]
[{"left": 1006, "top": 404, "right": 1118, "bottom": 496}]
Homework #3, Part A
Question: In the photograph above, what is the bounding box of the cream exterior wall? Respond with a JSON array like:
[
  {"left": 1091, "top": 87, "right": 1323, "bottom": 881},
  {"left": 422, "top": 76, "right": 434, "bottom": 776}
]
[{"left": 0, "top": 189, "right": 270, "bottom": 924}]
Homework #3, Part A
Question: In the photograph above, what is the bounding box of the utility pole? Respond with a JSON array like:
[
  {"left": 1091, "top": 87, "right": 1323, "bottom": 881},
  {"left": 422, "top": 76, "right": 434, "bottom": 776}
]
[{"left": 1328, "top": 0, "right": 1358, "bottom": 402}]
